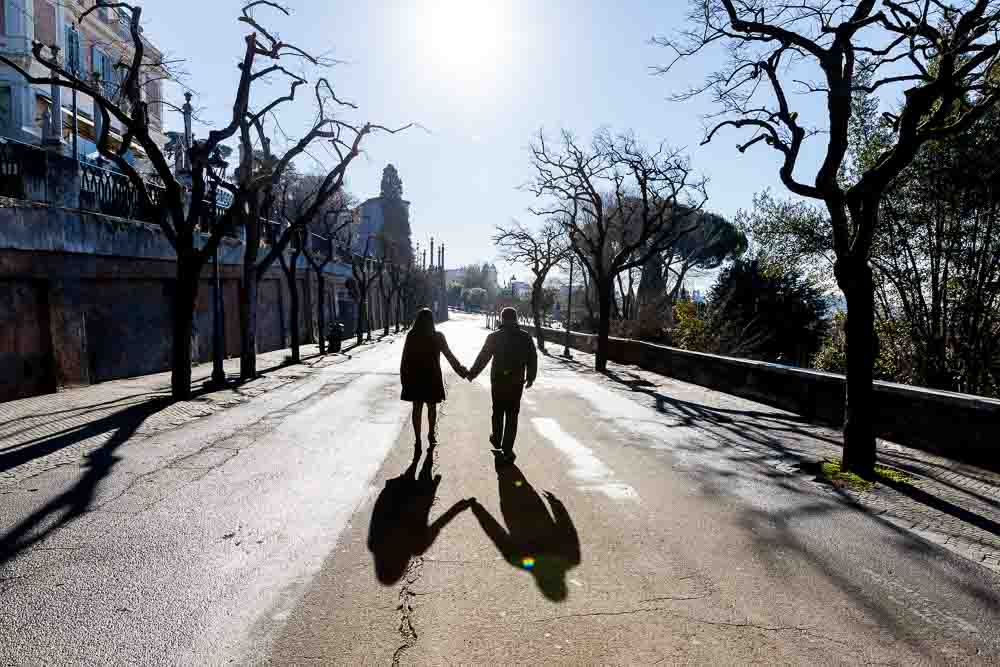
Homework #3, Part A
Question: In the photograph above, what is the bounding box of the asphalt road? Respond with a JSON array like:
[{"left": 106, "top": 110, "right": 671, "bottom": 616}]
[{"left": 2, "top": 314, "right": 999, "bottom": 665}]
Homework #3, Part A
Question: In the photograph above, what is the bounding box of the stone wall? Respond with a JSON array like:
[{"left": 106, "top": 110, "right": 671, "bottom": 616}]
[
  {"left": 527, "top": 325, "right": 1000, "bottom": 468},
  {"left": 0, "top": 199, "right": 357, "bottom": 401}
]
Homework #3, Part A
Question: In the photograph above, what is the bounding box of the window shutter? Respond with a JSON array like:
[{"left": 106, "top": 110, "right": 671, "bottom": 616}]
[
  {"left": 90, "top": 45, "right": 100, "bottom": 83},
  {"left": 66, "top": 27, "right": 81, "bottom": 75}
]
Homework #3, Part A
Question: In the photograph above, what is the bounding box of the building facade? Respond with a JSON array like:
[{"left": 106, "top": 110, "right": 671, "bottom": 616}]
[
  {"left": 0, "top": 0, "right": 167, "bottom": 165},
  {"left": 354, "top": 195, "right": 410, "bottom": 257},
  {"left": 511, "top": 280, "right": 531, "bottom": 299}
]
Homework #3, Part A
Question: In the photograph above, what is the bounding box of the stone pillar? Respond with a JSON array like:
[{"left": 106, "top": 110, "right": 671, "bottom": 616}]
[{"left": 91, "top": 73, "right": 103, "bottom": 149}]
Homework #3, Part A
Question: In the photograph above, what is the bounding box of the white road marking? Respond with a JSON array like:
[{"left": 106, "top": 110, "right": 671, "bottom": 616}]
[{"left": 531, "top": 417, "right": 639, "bottom": 501}]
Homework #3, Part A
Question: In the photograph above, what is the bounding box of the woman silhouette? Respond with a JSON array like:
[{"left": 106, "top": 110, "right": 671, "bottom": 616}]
[{"left": 400, "top": 308, "right": 467, "bottom": 446}]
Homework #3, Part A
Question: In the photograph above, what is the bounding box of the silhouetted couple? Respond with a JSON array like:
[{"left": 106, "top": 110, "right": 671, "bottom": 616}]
[{"left": 400, "top": 307, "right": 537, "bottom": 464}]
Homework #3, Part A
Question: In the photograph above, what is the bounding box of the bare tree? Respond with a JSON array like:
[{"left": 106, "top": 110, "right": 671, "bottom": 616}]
[
  {"left": 493, "top": 220, "right": 570, "bottom": 352},
  {"left": 342, "top": 230, "right": 376, "bottom": 346},
  {"left": 656, "top": 0, "right": 1000, "bottom": 475},
  {"left": 373, "top": 238, "right": 407, "bottom": 337},
  {"left": 276, "top": 228, "right": 306, "bottom": 362},
  {"left": 527, "top": 128, "right": 708, "bottom": 371},
  {"left": 0, "top": 1, "right": 281, "bottom": 398},
  {"left": 304, "top": 198, "right": 354, "bottom": 354},
  {"left": 233, "top": 83, "right": 409, "bottom": 379}
]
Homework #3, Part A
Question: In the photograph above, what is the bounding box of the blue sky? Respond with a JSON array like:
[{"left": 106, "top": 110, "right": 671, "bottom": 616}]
[{"left": 145, "top": 0, "right": 832, "bottom": 280}]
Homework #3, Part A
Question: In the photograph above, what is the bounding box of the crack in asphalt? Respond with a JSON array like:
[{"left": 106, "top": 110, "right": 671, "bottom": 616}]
[
  {"left": 536, "top": 606, "right": 855, "bottom": 653},
  {"left": 391, "top": 557, "right": 423, "bottom": 667},
  {"left": 390, "top": 388, "right": 455, "bottom": 667},
  {"left": 639, "top": 594, "right": 711, "bottom": 602}
]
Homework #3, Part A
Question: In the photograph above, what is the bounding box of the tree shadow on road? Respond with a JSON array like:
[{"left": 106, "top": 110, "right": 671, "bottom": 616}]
[
  {"left": 592, "top": 369, "right": 999, "bottom": 658},
  {"left": 0, "top": 395, "right": 171, "bottom": 567},
  {"left": 367, "top": 444, "right": 471, "bottom": 586},
  {"left": 470, "top": 463, "right": 581, "bottom": 602},
  {"left": 600, "top": 368, "right": 1000, "bottom": 546}
]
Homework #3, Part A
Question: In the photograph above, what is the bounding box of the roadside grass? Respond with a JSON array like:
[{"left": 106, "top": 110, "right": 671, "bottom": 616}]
[{"left": 819, "top": 459, "right": 912, "bottom": 492}]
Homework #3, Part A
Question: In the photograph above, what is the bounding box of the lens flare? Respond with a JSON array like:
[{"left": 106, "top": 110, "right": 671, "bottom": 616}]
[{"left": 521, "top": 556, "right": 535, "bottom": 570}]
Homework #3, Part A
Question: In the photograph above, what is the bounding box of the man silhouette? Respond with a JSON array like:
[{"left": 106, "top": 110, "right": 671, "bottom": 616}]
[{"left": 468, "top": 307, "right": 537, "bottom": 464}]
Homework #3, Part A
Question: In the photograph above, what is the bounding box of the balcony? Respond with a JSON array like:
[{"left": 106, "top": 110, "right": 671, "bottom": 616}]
[{"left": 0, "top": 138, "right": 231, "bottom": 234}]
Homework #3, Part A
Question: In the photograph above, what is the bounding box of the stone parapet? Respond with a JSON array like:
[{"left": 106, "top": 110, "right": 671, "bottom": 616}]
[{"left": 527, "top": 325, "right": 999, "bottom": 467}]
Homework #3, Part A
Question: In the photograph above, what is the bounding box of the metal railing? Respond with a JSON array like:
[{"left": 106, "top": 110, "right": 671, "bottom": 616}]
[
  {"left": 79, "top": 161, "right": 166, "bottom": 222},
  {"left": 1, "top": 140, "right": 340, "bottom": 251}
]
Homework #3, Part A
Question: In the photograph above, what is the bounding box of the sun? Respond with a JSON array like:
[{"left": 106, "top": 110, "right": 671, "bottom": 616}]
[{"left": 417, "top": 0, "right": 510, "bottom": 83}]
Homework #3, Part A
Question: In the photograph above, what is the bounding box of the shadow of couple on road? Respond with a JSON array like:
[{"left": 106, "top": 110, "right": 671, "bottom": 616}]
[
  {"left": 368, "top": 451, "right": 580, "bottom": 602},
  {"left": 367, "top": 444, "right": 470, "bottom": 585}
]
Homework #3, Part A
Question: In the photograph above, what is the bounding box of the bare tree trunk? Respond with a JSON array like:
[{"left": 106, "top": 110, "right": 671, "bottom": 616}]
[
  {"left": 279, "top": 250, "right": 301, "bottom": 364},
  {"left": 595, "top": 278, "right": 613, "bottom": 372},
  {"left": 380, "top": 274, "right": 391, "bottom": 338},
  {"left": 303, "top": 267, "right": 314, "bottom": 345},
  {"left": 395, "top": 292, "right": 401, "bottom": 333},
  {"left": 366, "top": 285, "right": 374, "bottom": 342},
  {"left": 315, "top": 269, "right": 326, "bottom": 354},
  {"left": 531, "top": 280, "right": 546, "bottom": 352},
  {"left": 170, "top": 258, "right": 200, "bottom": 399},
  {"left": 356, "top": 296, "right": 366, "bottom": 345},
  {"left": 240, "top": 211, "right": 262, "bottom": 381},
  {"left": 838, "top": 257, "right": 878, "bottom": 477}
]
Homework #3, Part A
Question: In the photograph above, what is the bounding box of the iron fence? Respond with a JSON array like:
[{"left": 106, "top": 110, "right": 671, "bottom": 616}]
[
  {"left": 1, "top": 143, "right": 338, "bottom": 251},
  {"left": 79, "top": 161, "right": 166, "bottom": 222}
]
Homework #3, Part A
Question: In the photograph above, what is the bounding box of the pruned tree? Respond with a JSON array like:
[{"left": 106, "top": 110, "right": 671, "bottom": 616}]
[
  {"left": 527, "top": 128, "right": 708, "bottom": 371},
  {"left": 493, "top": 219, "right": 570, "bottom": 352},
  {"left": 304, "top": 195, "right": 354, "bottom": 354},
  {"left": 0, "top": 1, "right": 299, "bottom": 398},
  {"left": 656, "top": 0, "right": 1000, "bottom": 475},
  {"left": 277, "top": 227, "right": 306, "bottom": 363},
  {"left": 374, "top": 238, "right": 396, "bottom": 338},
  {"left": 342, "top": 230, "right": 376, "bottom": 346},
  {"left": 233, "top": 76, "right": 410, "bottom": 379}
]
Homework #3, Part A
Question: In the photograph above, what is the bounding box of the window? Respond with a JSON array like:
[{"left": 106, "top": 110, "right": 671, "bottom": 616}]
[
  {"left": 34, "top": 94, "right": 50, "bottom": 129},
  {"left": 33, "top": 1, "right": 57, "bottom": 47},
  {"left": 64, "top": 25, "right": 81, "bottom": 75},
  {"left": 0, "top": 86, "right": 12, "bottom": 130},
  {"left": 90, "top": 46, "right": 114, "bottom": 99}
]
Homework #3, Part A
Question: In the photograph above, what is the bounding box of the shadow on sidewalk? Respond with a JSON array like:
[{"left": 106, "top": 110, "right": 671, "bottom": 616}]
[
  {"left": 600, "top": 368, "right": 1000, "bottom": 541},
  {"left": 469, "top": 463, "right": 581, "bottom": 602},
  {"left": 367, "top": 445, "right": 471, "bottom": 586},
  {"left": 0, "top": 375, "right": 262, "bottom": 567},
  {"left": 0, "top": 395, "right": 171, "bottom": 567}
]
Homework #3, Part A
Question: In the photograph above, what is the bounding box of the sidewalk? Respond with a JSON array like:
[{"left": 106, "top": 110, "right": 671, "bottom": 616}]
[
  {"left": 535, "top": 332, "right": 1000, "bottom": 577},
  {"left": 0, "top": 338, "right": 385, "bottom": 491}
]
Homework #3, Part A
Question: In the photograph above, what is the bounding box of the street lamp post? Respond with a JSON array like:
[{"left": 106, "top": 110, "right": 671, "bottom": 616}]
[
  {"left": 563, "top": 257, "right": 574, "bottom": 359},
  {"left": 209, "top": 151, "right": 229, "bottom": 385}
]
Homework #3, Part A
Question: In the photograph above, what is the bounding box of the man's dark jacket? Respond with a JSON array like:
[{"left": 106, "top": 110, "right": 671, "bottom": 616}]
[{"left": 469, "top": 324, "right": 538, "bottom": 400}]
